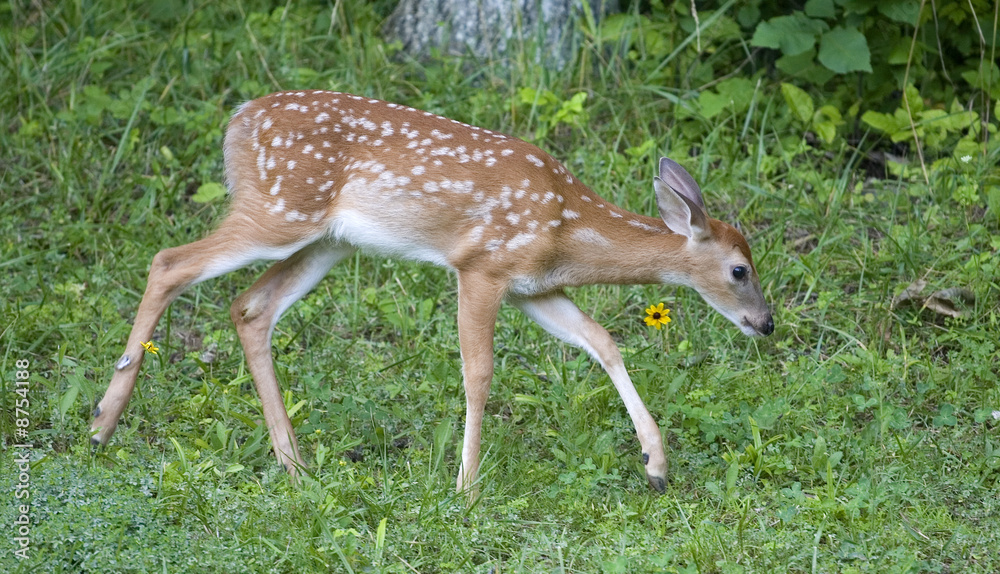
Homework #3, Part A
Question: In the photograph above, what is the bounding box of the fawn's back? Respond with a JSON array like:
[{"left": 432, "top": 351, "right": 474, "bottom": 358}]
[{"left": 225, "top": 90, "right": 675, "bottom": 289}]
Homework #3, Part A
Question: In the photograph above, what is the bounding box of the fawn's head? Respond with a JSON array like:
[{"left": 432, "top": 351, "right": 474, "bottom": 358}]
[{"left": 653, "top": 158, "right": 774, "bottom": 337}]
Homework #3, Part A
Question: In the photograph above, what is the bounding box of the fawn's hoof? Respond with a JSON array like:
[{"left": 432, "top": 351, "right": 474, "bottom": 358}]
[{"left": 642, "top": 452, "right": 667, "bottom": 493}]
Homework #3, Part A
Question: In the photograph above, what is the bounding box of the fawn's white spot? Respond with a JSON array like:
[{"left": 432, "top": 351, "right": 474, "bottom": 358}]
[
  {"left": 572, "top": 228, "right": 611, "bottom": 246},
  {"left": 315, "top": 112, "right": 330, "bottom": 123},
  {"left": 286, "top": 210, "right": 307, "bottom": 222},
  {"left": 562, "top": 209, "right": 580, "bottom": 220},
  {"left": 629, "top": 219, "right": 661, "bottom": 232},
  {"left": 269, "top": 175, "right": 283, "bottom": 195},
  {"left": 506, "top": 233, "right": 536, "bottom": 250},
  {"left": 256, "top": 148, "right": 267, "bottom": 179},
  {"left": 469, "top": 225, "right": 484, "bottom": 243}
]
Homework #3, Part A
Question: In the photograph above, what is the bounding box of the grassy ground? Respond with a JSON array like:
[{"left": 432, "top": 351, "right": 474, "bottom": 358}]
[{"left": 2, "top": 1, "right": 999, "bottom": 572}]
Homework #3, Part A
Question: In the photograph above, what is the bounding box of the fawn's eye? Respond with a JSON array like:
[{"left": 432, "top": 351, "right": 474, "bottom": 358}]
[{"left": 732, "top": 266, "right": 748, "bottom": 280}]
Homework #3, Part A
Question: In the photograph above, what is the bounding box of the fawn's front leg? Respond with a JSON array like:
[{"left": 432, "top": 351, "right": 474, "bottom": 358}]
[{"left": 512, "top": 291, "right": 668, "bottom": 492}]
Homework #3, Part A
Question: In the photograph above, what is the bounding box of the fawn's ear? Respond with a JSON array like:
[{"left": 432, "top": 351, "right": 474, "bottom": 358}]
[
  {"left": 654, "top": 158, "right": 709, "bottom": 240},
  {"left": 658, "top": 157, "right": 706, "bottom": 211}
]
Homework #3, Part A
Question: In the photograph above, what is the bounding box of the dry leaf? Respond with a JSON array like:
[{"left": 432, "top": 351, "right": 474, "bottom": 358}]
[
  {"left": 924, "top": 287, "right": 975, "bottom": 318},
  {"left": 890, "top": 279, "right": 974, "bottom": 318},
  {"left": 890, "top": 279, "right": 927, "bottom": 309}
]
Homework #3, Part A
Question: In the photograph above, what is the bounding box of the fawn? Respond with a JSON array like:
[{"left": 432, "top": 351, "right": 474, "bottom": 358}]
[{"left": 92, "top": 90, "right": 773, "bottom": 496}]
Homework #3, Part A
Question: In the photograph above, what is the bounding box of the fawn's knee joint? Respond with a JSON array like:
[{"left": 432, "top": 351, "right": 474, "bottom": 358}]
[
  {"left": 231, "top": 291, "right": 269, "bottom": 325},
  {"left": 149, "top": 248, "right": 178, "bottom": 276}
]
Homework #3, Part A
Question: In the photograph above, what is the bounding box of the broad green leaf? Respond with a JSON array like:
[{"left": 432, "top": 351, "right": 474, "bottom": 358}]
[
  {"left": 781, "top": 83, "right": 814, "bottom": 124},
  {"left": 933, "top": 107, "right": 976, "bottom": 132},
  {"left": 751, "top": 14, "right": 825, "bottom": 56},
  {"left": 60, "top": 374, "right": 82, "bottom": 417},
  {"left": 887, "top": 37, "right": 915, "bottom": 64},
  {"left": 818, "top": 27, "right": 872, "bottom": 73},
  {"left": 736, "top": 4, "right": 760, "bottom": 28},
  {"left": 804, "top": 0, "right": 835, "bottom": 18},
  {"left": 861, "top": 110, "right": 906, "bottom": 135},
  {"left": 952, "top": 138, "right": 979, "bottom": 162},
  {"left": 817, "top": 104, "right": 843, "bottom": 123},
  {"left": 815, "top": 121, "right": 837, "bottom": 143},
  {"left": 987, "top": 185, "right": 1000, "bottom": 222},
  {"left": 697, "top": 90, "right": 730, "bottom": 119},
  {"left": 878, "top": 0, "right": 920, "bottom": 25},
  {"left": 932, "top": 403, "right": 958, "bottom": 427},
  {"left": 902, "top": 83, "right": 923, "bottom": 114},
  {"left": 776, "top": 49, "right": 836, "bottom": 84},
  {"left": 811, "top": 436, "right": 828, "bottom": 472},
  {"left": 960, "top": 61, "right": 1000, "bottom": 98},
  {"left": 192, "top": 181, "right": 227, "bottom": 203},
  {"left": 715, "top": 77, "right": 756, "bottom": 112}
]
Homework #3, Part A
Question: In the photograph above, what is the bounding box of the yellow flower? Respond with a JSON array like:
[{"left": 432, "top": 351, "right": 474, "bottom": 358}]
[
  {"left": 644, "top": 303, "right": 671, "bottom": 330},
  {"left": 141, "top": 340, "right": 159, "bottom": 355}
]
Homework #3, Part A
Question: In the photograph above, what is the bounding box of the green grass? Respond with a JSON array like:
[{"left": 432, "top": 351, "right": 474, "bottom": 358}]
[{"left": 2, "top": 1, "right": 1000, "bottom": 572}]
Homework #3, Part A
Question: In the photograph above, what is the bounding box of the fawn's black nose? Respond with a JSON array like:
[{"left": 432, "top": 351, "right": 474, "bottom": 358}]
[{"left": 761, "top": 316, "right": 774, "bottom": 336}]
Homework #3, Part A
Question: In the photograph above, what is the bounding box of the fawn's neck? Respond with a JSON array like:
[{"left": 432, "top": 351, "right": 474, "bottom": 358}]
[{"left": 515, "top": 198, "right": 693, "bottom": 294}]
